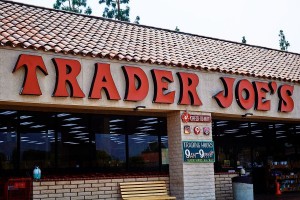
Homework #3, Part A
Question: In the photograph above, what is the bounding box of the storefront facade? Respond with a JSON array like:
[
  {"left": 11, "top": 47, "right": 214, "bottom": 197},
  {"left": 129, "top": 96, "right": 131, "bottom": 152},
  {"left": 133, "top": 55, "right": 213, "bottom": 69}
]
[{"left": 1, "top": 1, "right": 300, "bottom": 200}]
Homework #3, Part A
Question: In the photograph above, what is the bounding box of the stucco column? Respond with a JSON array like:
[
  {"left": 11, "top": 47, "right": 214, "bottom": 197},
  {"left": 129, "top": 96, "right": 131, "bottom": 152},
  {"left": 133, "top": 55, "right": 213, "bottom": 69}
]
[{"left": 168, "top": 111, "right": 215, "bottom": 200}]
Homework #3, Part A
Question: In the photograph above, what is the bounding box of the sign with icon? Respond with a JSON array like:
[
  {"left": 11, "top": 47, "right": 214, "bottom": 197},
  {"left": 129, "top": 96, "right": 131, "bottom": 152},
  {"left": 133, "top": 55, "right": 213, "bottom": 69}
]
[
  {"left": 203, "top": 127, "right": 210, "bottom": 135},
  {"left": 184, "top": 125, "right": 191, "bottom": 134},
  {"left": 181, "top": 111, "right": 211, "bottom": 123},
  {"left": 194, "top": 126, "right": 201, "bottom": 135}
]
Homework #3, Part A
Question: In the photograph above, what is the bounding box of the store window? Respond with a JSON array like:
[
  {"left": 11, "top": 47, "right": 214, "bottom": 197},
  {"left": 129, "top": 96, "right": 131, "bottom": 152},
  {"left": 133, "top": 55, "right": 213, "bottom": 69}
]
[
  {"left": 128, "top": 117, "right": 162, "bottom": 170},
  {"left": 92, "top": 116, "right": 126, "bottom": 169},
  {"left": 213, "top": 119, "right": 300, "bottom": 194},
  {"left": 0, "top": 109, "right": 168, "bottom": 176},
  {"left": 0, "top": 111, "right": 17, "bottom": 173},
  {"left": 56, "top": 113, "right": 92, "bottom": 169},
  {"left": 19, "top": 112, "right": 55, "bottom": 170}
]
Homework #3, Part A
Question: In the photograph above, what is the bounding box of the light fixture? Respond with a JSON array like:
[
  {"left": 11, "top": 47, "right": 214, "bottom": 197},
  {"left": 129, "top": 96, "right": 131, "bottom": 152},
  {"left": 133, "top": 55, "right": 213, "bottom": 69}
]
[
  {"left": 134, "top": 106, "right": 146, "bottom": 111},
  {"left": 241, "top": 113, "right": 253, "bottom": 117}
]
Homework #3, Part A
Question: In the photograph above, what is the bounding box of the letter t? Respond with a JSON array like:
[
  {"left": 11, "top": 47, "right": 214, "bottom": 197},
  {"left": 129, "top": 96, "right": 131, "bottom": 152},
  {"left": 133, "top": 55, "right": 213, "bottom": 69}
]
[{"left": 12, "top": 54, "right": 48, "bottom": 95}]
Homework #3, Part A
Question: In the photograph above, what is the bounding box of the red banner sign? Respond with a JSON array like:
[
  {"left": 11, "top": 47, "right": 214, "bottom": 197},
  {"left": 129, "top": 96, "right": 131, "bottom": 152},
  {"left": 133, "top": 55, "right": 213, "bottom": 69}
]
[{"left": 181, "top": 112, "right": 211, "bottom": 123}]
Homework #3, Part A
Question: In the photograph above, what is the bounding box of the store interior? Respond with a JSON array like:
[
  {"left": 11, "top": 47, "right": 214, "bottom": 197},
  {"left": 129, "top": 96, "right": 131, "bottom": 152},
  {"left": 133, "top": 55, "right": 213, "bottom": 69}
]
[{"left": 213, "top": 118, "right": 300, "bottom": 194}]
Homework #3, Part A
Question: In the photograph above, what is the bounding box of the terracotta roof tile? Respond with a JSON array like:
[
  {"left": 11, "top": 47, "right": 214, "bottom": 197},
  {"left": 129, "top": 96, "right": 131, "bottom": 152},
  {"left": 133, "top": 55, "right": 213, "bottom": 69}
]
[{"left": 1, "top": 0, "right": 300, "bottom": 82}]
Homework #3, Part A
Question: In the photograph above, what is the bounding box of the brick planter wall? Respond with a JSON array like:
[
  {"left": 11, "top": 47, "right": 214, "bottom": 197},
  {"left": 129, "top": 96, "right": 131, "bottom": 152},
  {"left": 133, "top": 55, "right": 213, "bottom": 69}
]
[
  {"left": 215, "top": 173, "right": 239, "bottom": 200},
  {"left": 32, "top": 175, "right": 170, "bottom": 200}
]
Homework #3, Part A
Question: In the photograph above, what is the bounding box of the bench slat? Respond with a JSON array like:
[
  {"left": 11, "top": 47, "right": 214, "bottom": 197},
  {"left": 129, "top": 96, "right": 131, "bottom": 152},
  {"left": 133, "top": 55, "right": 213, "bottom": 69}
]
[
  {"left": 120, "top": 181, "right": 166, "bottom": 185},
  {"left": 121, "top": 186, "right": 167, "bottom": 190},
  {"left": 121, "top": 184, "right": 166, "bottom": 188},
  {"left": 123, "top": 194, "right": 168, "bottom": 199},
  {"left": 123, "top": 196, "right": 176, "bottom": 200},
  {"left": 121, "top": 187, "right": 167, "bottom": 192},
  {"left": 122, "top": 192, "right": 168, "bottom": 195},
  {"left": 120, "top": 181, "right": 176, "bottom": 200},
  {"left": 122, "top": 192, "right": 168, "bottom": 197}
]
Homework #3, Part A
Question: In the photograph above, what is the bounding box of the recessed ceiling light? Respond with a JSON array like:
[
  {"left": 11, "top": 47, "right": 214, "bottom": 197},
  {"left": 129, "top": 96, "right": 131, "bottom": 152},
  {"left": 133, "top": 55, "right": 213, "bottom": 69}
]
[
  {"left": 57, "top": 113, "right": 71, "bottom": 117},
  {"left": 30, "top": 125, "right": 46, "bottom": 128},
  {"left": 20, "top": 115, "right": 32, "bottom": 119},
  {"left": 235, "top": 135, "right": 247, "bottom": 138},
  {"left": 63, "top": 117, "right": 81, "bottom": 121},
  {"left": 0, "top": 111, "right": 16, "bottom": 115},
  {"left": 71, "top": 126, "right": 86, "bottom": 129},
  {"left": 20, "top": 122, "right": 34, "bottom": 125},
  {"left": 137, "top": 126, "right": 151, "bottom": 129},
  {"left": 77, "top": 133, "right": 89, "bottom": 135},
  {"left": 110, "top": 119, "right": 124, "bottom": 123},
  {"left": 36, "top": 142, "right": 45, "bottom": 145},
  {"left": 62, "top": 123, "right": 77, "bottom": 127},
  {"left": 69, "top": 130, "right": 82, "bottom": 133},
  {"left": 131, "top": 137, "right": 145, "bottom": 140},
  {"left": 276, "top": 136, "right": 286, "bottom": 139},
  {"left": 140, "top": 118, "right": 158, "bottom": 121},
  {"left": 64, "top": 142, "right": 79, "bottom": 145},
  {"left": 145, "top": 121, "right": 158, "bottom": 125}
]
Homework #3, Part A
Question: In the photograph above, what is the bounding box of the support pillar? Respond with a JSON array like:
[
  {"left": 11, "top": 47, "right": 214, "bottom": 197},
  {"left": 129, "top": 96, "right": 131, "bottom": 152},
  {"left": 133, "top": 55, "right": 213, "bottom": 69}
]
[{"left": 168, "top": 111, "right": 215, "bottom": 200}]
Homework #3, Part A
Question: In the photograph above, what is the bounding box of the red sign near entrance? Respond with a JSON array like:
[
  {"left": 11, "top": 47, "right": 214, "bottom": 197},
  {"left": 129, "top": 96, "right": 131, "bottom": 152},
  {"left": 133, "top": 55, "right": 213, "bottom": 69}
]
[{"left": 181, "top": 112, "right": 211, "bottom": 123}]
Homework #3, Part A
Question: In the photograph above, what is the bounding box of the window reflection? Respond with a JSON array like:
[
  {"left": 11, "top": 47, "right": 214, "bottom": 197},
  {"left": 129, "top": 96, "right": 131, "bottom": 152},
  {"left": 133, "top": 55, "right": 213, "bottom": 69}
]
[
  {"left": 0, "top": 109, "right": 168, "bottom": 174},
  {"left": 128, "top": 134, "right": 159, "bottom": 168},
  {"left": 161, "top": 136, "right": 169, "bottom": 165},
  {"left": 57, "top": 113, "right": 92, "bottom": 169},
  {"left": 92, "top": 116, "right": 126, "bottom": 168},
  {"left": 0, "top": 111, "right": 17, "bottom": 171},
  {"left": 213, "top": 120, "right": 300, "bottom": 172},
  {"left": 19, "top": 112, "right": 55, "bottom": 170},
  {"left": 128, "top": 117, "right": 164, "bottom": 169}
]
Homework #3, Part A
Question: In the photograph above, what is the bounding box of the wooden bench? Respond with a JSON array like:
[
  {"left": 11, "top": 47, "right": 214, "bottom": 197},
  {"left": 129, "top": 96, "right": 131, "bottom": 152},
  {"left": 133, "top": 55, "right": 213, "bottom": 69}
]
[{"left": 120, "top": 181, "right": 176, "bottom": 200}]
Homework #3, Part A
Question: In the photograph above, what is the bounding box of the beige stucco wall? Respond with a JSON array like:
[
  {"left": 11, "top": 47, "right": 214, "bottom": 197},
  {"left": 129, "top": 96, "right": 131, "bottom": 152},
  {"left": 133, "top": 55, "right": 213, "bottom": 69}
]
[{"left": 0, "top": 47, "right": 299, "bottom": 120}]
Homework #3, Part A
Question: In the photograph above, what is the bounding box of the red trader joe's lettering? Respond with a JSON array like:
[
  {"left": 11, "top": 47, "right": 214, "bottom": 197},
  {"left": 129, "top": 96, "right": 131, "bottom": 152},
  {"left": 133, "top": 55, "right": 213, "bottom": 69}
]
[
  {"left": 151, "top": 69, "right": 175, "bottom": 104},
  {"left": 235, "top": 79, "right": 255, "bottom": 110},
  {"left": 278, "top": 85, "right": 294, "bottom": 112},
  {"left": 52, "top": 58, "right": 85, "bottom": 98},
  {"left": 12, "top": 54, "right": 294, "bottom": 113},
  {"left": 122, "top": 66, "right": 149, "bottom": 101},
  {"left": 214, "top": 77, "right": 294, "bottom": 112},
  {"left": 213, "top": 77, "right": 235, "bottom": 108},
  {"left": 177, "top": 72, "right": 202, "bottom": 106},
  {"left": 253, "top": 81, "right": 271, "bottom": 111},
  {"left": 13, "top": 54, "right": 48, "bottom": 95},
  {"left": 89, "top": 63, "right": 121, "bottom": 100}
]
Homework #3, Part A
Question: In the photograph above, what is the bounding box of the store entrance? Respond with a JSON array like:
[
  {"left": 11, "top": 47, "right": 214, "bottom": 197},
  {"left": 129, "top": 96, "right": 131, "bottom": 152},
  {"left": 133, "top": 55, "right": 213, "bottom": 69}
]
[{"left": 213, "top": 119, "right": 300, "bottom": 195}]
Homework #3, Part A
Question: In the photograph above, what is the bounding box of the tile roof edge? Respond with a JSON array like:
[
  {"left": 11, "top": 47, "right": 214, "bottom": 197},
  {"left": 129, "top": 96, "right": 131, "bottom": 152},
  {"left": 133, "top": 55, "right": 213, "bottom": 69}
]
[{"left": 2, "top": 0, "right": 300, "bottom": 57}]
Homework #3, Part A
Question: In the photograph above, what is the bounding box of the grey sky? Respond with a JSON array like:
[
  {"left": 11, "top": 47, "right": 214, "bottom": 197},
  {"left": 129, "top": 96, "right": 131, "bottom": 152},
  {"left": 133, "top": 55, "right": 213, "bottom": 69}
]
[{"left": 10, "top": 0, "right": 300, "bottom": 53}]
